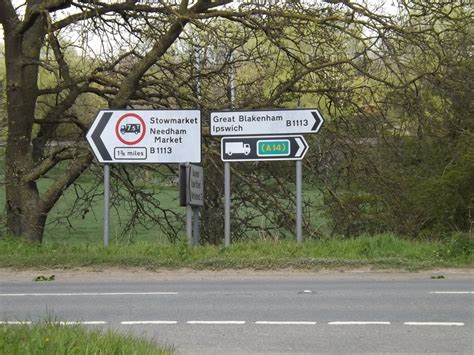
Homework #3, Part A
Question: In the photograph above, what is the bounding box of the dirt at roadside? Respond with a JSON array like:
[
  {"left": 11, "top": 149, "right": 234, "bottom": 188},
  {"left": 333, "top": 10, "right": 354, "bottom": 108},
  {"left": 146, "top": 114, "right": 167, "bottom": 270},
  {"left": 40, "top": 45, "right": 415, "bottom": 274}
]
[{"left": 0, "top": 267, "right": 472, "bottom": 283}]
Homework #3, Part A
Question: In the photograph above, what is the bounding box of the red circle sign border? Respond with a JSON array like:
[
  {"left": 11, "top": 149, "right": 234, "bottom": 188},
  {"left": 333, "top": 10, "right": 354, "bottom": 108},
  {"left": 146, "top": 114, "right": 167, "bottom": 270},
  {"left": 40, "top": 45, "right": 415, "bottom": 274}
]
[{"left": 115, "top": 113, "right": 146, "bottom": 145}]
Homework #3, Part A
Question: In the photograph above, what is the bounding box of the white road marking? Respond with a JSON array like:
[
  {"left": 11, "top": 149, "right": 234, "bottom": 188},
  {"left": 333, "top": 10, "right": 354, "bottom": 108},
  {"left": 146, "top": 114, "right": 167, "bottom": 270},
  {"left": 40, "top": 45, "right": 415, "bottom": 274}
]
[
  {"left": 0, "top": 292, "right": 178, "bottom": 297},
  {"left": 329, "top": 321, "right": 391, "bottom": 325},
  {"left": 0, "top": 321, "right": 32, "bottom": 325},
  {"left": 53, "top": 321, "right": 107, "bottom": 325},
  {"left": 121, "top": 321, "right": 177, "bottom": 325},
  {"left": 430, "top": 291, "right": 474, "bottom": 294},
  {"left": 1, "top": 320, "right": 468, "bottom": 327},
  {"left": 255, "top": 321, "right": 317, "bottom": 325},
  {"left": 187, "top": 321, "right": 246, "bottom": 325},
  {"left": 404, "top": 322, "right": 464, "bottom": 326}
]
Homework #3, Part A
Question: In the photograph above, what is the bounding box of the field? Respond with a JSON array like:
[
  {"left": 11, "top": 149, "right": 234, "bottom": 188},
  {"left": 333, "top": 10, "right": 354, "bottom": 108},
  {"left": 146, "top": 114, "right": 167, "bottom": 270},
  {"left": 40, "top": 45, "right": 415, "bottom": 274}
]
[
  {"left": 0, "top": 159, "right": 184, "bottom": 244},
  {"left": 42, "top": 170, "right": 182, "bottom": 245},
  {"left": 0, "top": 156, "right": 327, "bottom": 245}
]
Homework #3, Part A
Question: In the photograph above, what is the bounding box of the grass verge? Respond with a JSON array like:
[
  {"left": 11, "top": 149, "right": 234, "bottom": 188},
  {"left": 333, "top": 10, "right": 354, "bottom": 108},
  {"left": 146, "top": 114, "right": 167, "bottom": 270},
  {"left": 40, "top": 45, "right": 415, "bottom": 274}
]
[
  {"left": 0, "top": 322, "right": 172, "bottom": 354},
  {"left": 0, "top": 233, "right": 472, "bottom": 271}
]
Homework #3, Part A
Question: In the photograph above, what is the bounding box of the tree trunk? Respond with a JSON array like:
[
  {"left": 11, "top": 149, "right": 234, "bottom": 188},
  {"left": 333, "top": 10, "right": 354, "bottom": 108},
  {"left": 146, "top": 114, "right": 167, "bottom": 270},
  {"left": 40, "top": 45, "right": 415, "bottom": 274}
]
[{"left": 4, "top": 15, "right": 46, "bottom": 242}]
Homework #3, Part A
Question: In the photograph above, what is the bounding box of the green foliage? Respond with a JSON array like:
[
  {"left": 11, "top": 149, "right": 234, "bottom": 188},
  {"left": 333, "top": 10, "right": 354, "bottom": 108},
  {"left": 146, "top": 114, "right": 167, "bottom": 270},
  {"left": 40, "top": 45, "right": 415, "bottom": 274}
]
[
  {"left": 324, "top": 135, "right": 473, "bottom": 238},
  {"left": 434, "top": 233, "right": 473, "bottom": 262},
  {"left": 412, "top": 143, "right": 474, "bottom": 235},
  {"left": 320, "top": 5, "right": 474, "bottom": 238},
  {"left": 0, "top": 322, "right": 172, "bottom": 355},
  {"left": 325, "top": 192, "right": 390, "bottom": 237}
]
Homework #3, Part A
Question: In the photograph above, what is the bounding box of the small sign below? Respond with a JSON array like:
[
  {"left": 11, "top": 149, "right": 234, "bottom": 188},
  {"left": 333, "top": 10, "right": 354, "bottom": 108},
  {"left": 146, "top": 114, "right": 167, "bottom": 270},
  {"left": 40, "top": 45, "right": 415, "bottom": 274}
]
[
  {"left": 180, "top": 164, "right": 204, "bottom": 207},
  {"left": 221, "top": 135, "right": 308, "bottom": 162},
  {"left": 187, "top": 164, "right": 204, "bottom": 206}
]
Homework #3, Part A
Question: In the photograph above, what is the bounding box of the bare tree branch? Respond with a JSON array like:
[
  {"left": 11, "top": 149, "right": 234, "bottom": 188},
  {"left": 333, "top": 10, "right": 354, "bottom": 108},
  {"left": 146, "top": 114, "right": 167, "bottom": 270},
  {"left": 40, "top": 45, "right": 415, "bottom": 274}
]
[
  {"left": 41, "top": 151, "right": 93, "bottom": 214},
  {"left": 0, "top": 0, "right": 20, "bottom": 31}
]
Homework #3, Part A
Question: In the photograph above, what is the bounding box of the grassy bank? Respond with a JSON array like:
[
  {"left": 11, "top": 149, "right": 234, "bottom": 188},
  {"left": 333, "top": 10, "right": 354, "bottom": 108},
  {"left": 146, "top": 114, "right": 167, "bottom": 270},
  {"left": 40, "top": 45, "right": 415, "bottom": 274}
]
[
  {"left": 0, "top": 234, "right": 472, "bottom": 270},
  {"left": 0, "top": 322, "right": 172, "bottom": 354}
]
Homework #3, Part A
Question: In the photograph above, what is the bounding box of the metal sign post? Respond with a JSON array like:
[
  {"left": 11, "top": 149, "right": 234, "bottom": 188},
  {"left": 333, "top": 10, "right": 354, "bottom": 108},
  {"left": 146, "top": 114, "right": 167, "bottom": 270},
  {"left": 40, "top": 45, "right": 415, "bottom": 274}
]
[
  {"left": 224, "top": 55, "right": 236, "bottom": 247},
  {"left": 186, "top": 203, "right": 193, "bottom": 245},
  {"left": 103, "top": 164, "right": 110, "bottom": 247},
  {"left": 296, "top": 160, "right": 303, "bottom": 244},
  {"left": 192, "top": 206, "right": 200, "bottom": 245},
  {"left": 224, "top": 162, "right": 231, "bottom": 247}
]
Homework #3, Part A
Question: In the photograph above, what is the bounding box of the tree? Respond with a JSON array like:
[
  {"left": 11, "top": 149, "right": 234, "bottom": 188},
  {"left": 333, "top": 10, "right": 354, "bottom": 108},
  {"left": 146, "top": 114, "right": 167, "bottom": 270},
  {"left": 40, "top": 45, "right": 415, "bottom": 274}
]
[
  {"left": 2, "top": 0, "right": 462, "bottom": 243},
  {"left": 0, "top": 0, "right": 233, "bottom": 242}
]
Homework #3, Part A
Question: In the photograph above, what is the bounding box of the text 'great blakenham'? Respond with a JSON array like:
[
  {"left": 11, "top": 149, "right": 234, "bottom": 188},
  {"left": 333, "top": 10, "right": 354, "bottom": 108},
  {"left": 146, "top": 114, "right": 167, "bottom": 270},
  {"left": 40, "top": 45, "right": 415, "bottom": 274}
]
[{"left": 212, "top": 114, "right": 283, "bottom": 134}]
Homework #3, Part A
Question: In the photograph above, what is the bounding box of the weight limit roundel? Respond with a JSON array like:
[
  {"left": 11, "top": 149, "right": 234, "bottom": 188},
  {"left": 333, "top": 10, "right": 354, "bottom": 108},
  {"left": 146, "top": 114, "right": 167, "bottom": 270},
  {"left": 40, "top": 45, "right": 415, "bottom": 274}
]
[{"left": 115, "top": 113, "right": 146, "bottom": 145}]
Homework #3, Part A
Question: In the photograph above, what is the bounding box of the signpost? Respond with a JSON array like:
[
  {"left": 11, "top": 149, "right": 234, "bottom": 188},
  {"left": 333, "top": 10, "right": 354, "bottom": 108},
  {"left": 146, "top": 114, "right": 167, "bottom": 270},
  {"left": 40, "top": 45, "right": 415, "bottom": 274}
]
[
  {"left": 86, "top": 109, "right": 201, "bottom": 246},
  {"left": 212, "top": 108, "right": 324, "bottom": 246},
  {"left": 87, "top": 109, "right": 201, "bottom": 163},
  {"left": 221, "top": 135, "right": 308, "bottom": 162},
  {"left": 179, "top": 164, "right": 204, "bottom": 246},
  {"left": 210, "top": 108, "right": 324, "bottom": 136},
  {"left": 188, "top": 164, "right": 203, "bottom": 246}
]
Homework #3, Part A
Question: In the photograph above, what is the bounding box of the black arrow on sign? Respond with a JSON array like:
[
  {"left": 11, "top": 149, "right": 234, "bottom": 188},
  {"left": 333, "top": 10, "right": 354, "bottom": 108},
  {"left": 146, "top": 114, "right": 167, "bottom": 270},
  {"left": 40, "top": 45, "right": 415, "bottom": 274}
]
[
  {"left": 91, "top": 112, "right": 112, "bottom": 161},
  {"left": 311, "top": 110, "right": 324, "bottom": 132}
]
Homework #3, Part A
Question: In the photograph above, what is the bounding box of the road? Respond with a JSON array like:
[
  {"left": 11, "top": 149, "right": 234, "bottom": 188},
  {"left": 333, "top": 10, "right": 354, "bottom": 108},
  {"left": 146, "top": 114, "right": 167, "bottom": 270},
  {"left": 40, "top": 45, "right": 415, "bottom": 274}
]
[{"left": 1, "top": 269, "right": 473, "bottom": 354}]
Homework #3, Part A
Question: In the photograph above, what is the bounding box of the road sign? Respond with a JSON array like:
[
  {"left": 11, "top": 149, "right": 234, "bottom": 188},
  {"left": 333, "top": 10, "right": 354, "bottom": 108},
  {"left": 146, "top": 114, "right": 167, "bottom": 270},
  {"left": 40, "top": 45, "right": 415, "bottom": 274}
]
[
  {"left": 86, "top": 110, "right": 201, "bottom": 163},
  {"left": 221, "top": 135, "right": 308, "bottom": 162},
  {"left": 210, "top": 108, "right": 324, "bottom": 136},
  {"left": 179, "top": 164, "right": 204, "bottom": 207},
  {"left": 187, "top": 164, "right": 204, "bottom": 206}
]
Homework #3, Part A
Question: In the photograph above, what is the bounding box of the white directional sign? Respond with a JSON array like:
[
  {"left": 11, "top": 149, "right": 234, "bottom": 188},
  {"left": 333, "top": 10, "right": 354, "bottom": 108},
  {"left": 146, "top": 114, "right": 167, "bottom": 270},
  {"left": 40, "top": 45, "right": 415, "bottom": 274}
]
[
  {"left": 210, "top": 108, "right": 324, "bottom": 136},
  {"left": 221, "top": 135, "right": 308, "bottom": 162},
  {"left": 86, "top": 110, "right": 201, "bottom": 163}
]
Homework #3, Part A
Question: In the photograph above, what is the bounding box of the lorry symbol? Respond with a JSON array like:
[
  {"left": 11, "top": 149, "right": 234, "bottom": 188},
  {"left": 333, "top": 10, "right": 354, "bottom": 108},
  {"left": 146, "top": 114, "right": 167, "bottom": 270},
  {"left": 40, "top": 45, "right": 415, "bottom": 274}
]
[
  {"left": 226, "top": 142, "right": 251, "bottom": 156},
  {"left": 120, "top": 123, "right": 141, "bottom": 135}
]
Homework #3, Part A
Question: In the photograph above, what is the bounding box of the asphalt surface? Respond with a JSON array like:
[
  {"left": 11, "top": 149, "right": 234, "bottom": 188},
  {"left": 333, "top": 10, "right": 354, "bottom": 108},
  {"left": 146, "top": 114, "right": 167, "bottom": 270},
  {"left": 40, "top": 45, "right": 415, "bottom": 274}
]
[{"left": 1, "top": 270, "right": 473, "bottom": 354}]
